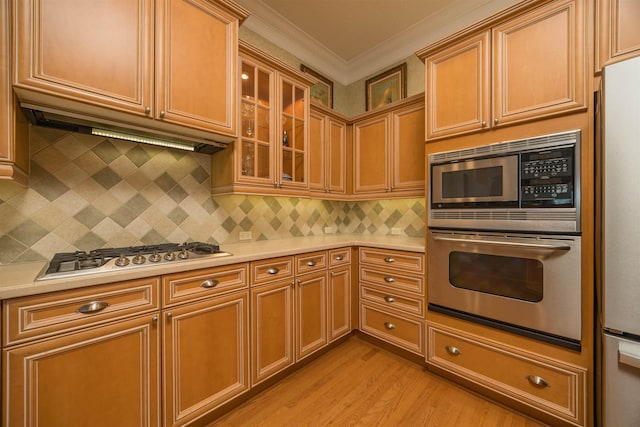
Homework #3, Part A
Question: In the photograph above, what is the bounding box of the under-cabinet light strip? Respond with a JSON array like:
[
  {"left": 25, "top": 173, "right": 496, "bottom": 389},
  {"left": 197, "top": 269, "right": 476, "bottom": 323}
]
[{"left": 91, "top": 128, "right": 196, "bottom": 152}]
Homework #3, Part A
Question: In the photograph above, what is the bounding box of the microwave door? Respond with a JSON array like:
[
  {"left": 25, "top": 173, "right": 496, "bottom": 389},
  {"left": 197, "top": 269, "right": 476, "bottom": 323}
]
[{"left": 431, "top": 155, "right": 519, "bottom": 205}]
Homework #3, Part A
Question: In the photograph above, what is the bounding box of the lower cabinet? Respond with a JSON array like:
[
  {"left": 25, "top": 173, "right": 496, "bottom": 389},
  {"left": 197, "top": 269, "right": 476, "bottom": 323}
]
[
  {"left": 295, "top": 270, "right": 328, "bottom": 360},
  {"left": 162, "top": 291, "right": 249, "bottom": 427},
  {"left": 426, "top": 322, "right": 586, "bottom": 426},
  {"left": 3, "top": 314, "right": 160, "bottom": 427}
]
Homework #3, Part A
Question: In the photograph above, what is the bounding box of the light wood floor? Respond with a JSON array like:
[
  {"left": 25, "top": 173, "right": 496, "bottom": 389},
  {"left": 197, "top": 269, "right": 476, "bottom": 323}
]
[{"left": 209, "top": 336, "right": 546, "bottom": 426}]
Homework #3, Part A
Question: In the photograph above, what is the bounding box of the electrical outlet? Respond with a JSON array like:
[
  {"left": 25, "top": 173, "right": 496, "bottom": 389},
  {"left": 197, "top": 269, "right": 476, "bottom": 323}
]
[
  {"left": 391, "top": 227, "right": 402, "bottom": 235},
  {"left": 239, "top": 231, "right": 252, "bottom": 241},
  {"left": 324, "top": 226, "right": 334, "bottom": 234}
]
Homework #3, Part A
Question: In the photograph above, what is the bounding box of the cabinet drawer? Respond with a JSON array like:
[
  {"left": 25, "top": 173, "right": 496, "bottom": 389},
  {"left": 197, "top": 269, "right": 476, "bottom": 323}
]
[
  {"left": 251, "top": 256, "right": 294, "bottom": 286},
  {"left": 329, "top": 247, "right": 351, "bottom": 268},
  {"left": 360, "top": 285, "right": 424, "bottom": 316},
  {"left": 360, "top": 266, "right": 424, "bottom": 295},
  {"left": 359, "top": 247, "right": 424, "bottom": 273},
  {"left": 162, "top": 263, "right": 248, "bottom": 307},
  {"left": 295, "top": 251, "right": 328, "bottom": 275},
  {"left": 360, "top": 304, "right": 424, "bottom": 355},
  {"left": 427, "top": 324, "right": 585, "bottom": 424},
  {"left": 3, "top": 277, "right": 160, "bottom": 346}
]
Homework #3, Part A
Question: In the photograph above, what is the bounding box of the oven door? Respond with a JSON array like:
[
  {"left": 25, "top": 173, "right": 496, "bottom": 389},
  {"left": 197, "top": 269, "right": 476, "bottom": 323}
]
[
  {"left": 430, "top": 155, "right": 519, "bottom": 206},
  {"left": 427, "top": 229, "right": 581, "bottom": 346}
]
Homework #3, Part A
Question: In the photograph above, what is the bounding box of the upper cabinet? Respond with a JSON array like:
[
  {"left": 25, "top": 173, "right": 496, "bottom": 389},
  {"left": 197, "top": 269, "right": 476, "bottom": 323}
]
[
  {"left": 12, "top": 0, "right": 248, "bottom": 139},
  {"left": 597, "top": 0, "right": 640, "bottom": 71},
  {"left": 211, "top": 41, "right": 313, "bottom": 196},
  {"left": 1, "top": 0, "right": 28, "bottom": 185},
  {"left": 309, "top": 104, "right": 349, "bottom": 198},
  {"left": 418, "top": 0, "right": 586, "bottom": 141},
  {"left": 352, "top": 95, "right": 425, "bottom": 199}
]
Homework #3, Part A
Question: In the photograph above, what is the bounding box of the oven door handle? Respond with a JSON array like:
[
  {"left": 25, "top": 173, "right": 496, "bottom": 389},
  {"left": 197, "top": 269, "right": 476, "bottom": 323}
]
[{"left": 432, "top": 236, "right": 572, "bottom": 251}]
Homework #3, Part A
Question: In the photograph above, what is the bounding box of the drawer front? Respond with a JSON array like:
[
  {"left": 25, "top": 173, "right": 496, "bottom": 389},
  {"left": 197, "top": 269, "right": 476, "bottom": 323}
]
[
  {"left": 251, "top": 256, "right": 294, "bottom": 286},
  {"left": 359, "top": 247, "right": 424, "bottom": 273},
  {"left": 360, "top": 266, "right": 424, "bottom": 295},
  {"left": 360, "top": 284, "right": 424, "bottom": 316},
  {"left": 427, "top": 324, "right": 584, "bottom": 424},
  {"left": 162, "top": 264, "right": 248, "bottom": 307},
  {"left": 3, "top": 277, "right": 160, "bottom": 346},
  {"left": 360, "top": 304, "right": 424, "bottom": 355},
  {"left": 295, "top": 251, "right": 328, "bottom": 275},
  {"left": 329, "top": 248, "right": 351, "bottom": 268}
]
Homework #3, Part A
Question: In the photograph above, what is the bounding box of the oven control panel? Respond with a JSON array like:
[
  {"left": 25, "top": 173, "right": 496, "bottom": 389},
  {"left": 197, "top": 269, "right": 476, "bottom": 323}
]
[{"left": 520, "top": 146, "right": 575, "bottom": 207}]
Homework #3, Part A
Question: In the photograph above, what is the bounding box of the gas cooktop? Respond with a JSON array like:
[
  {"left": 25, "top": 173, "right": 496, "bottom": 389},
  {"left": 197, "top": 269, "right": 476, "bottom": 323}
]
[{"left": 36, "top": 242, "right": 232, "bottom": 281}]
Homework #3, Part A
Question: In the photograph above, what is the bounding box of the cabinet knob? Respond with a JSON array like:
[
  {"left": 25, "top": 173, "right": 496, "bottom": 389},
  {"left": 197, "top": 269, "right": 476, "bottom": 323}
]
[
  {"left": 166, "top": 312, "right": 172, "bottom": 319},
  {"left": 526, "top": 375, "right": 549, "bottom": 388},
  {"left": 145, "top": 107, "right": 151, "bottom": 115},
  {"left": 481, "top": 121, "right": 487, "bottom": 127},
  {"left": 330, "top": 271, "right": 335, "bottom": 277},
  {"left": 291, "top": 280, "right": 295, "bottom": 287},
  {"left": 152, "top": 315, "right": 158, "bottom": 323},
  {"left": 383, "top": 296, "right": 395, "bottom": 303},
  {"left": 160, "top": 111, "right": 166, "bottom": 118},
  {"left": 76, "top": 301, "right": 110, "bottom": 314},
  {"left": 306, "top": 260, "right": 317, "bottom": 267},
  {"left": 200, "top": 279, "right": 219, "bottom": 289},
  {"left": 384, "top": 322, "right": 396, "bottom": 330},
  {"left": 335, "top": 255, "right": 344, "bottom": 261},
  {"left": 494, "top": 118, "right": 498, "bottom": 125},
  {"left": 384, "top": 276, "right": 395, "bottom": 283},
  {"left": 384, "top": 257, "right": 395, "bottom": 263},
  {"left": 445, "top": 345, "right": 461, "bottom": 356},
  {"left": 266, "top": 267, "right": 280, "bottom": 275}
]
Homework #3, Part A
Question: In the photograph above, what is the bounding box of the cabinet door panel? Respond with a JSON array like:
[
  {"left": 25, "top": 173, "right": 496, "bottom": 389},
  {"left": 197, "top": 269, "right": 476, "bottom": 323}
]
[
  {"left": 15, "top": 0, "right": 153, "bottom": 113},
  {"left": 492, "top": 0, "right": 585, "bottom": 125},
  {"left": 353, "top": 115, "right": 388, "bottom": 193},
  {"left": 328, "top": 118, "right": 347, "bottom": 194},
  {"left": 156, "top": 0, "right": 237, "bottom": 134},
  {"left": 425, "top": 31, "right": 490, "bottom": 139},
  {"left": 296, "top": 271, "right": 328, "bottom": 360},
  {"left": 329, "top": 267, "right": 351, "bottom": 341},
  {"left": 308, "top": 110, "right": 325, "bottom": 191},
  {"left": 392, "top": 104, "right": 425, "bottom": 192},
  {"left": 4, "top": 315, "right": 159, "bottom": 427},
  {"left": 598, "top": 0, "right": 640, "bottom": 69},
  {"left": 163, "top": 292, "right": 248, "bottom": 426}
]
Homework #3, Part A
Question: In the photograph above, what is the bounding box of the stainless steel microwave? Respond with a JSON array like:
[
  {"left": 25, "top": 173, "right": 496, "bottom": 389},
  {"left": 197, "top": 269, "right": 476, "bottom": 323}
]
[{"left": 428, "top": 130, "right": 581, "bottom": 233}]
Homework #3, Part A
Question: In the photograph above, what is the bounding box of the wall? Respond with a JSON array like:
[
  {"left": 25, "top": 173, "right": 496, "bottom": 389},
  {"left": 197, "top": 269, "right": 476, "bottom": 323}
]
[
  {"left": 0, "top": 126, "right": 425, "bottom": 265},
  {"left": 239, "top": 27, "right": 425, "bottom": 117}
]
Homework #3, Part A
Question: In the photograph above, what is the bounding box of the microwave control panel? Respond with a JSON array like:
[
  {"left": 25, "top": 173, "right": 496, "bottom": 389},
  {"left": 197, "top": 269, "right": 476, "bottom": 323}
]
[{"left": 520, "top": 146, "right": 574, "bottom": 207}]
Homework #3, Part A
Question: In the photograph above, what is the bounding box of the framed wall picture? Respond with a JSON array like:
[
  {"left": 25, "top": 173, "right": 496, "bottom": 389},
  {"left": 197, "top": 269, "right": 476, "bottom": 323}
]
[
  {"left": 300, "top": 64, "right": 333, "bottom": 108},
  {"left": 365, "top": 63, "right": 407, "bottom": 110}
]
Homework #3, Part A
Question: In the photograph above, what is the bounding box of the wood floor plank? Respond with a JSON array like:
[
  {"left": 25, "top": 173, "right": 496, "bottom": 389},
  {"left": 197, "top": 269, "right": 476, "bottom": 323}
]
[{"left": 209, "top": 336, "right": 547, "bottom": 426}]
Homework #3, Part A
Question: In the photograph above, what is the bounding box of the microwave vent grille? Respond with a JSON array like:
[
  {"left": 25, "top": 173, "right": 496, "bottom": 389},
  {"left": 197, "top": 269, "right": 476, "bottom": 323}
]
[
  {"left": 429, "top": 130, "right": 580, "bottom": 163},
  {"left": 431, "top": 210, "right": 577, "bottom": 222}
]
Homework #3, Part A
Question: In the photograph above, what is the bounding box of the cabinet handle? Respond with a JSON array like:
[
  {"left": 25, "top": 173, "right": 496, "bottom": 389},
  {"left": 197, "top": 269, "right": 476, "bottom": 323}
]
[
  {"left": 330, "top": 271, "right": 335, "bottom": 277},
  {"left": 166, "top": 312, "right": 172, "bottom": 319},
  {"left": 145, "top": 107, "right": 151, "bottom": 115},
  {"left": 335, "top": 255, "right": 344, "bottom": 261},
  {"left": 306, "top": 260, "right": 317, "bottom": 267},
  {"left": 160, "top": 110, "right": 166, "bottom": 118},
  {"left": 384, "top": 296, "right": 395, "bottom": 303},
  {"left": 482, "top": 121, "right": 487, "bottom": 127},
  {"left": 385, "top": 187, "right": 389, "bottom": 192},
  {"left": 526, "top": 375, "right": 549, "bottom": 388},
  {"left": 291, "top": 280, "right": 295, "bottom": 287},
  {"left": 384, "top": 322, "right": 396, "bottom": 330},
  {"left": 267, "top": 267, "right": 280, "bottom": 275},
  {"left": 445, "top": 345, "right": 461, "bottom": 356},
  {"left": 76, "top": 301, "right": 109, "bottom": 314},
  {"left": 200, "top": 279, "right": 219, "bottom": 289},
  {"left": 384, "top": 276, "right": 395, "bottom": 283},
  {"left": 494, "top": 118, "right": 498, "bottom": 125},
  {"left": 384, "top": 257, "right": 395, "bottom": 263},
  {"left": 152, "top": 315, "right": 158, "bottom": 323}
]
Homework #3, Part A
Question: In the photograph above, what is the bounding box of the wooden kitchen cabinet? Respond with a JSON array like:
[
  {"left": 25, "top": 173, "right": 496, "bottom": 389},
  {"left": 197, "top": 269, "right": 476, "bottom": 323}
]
[
  {"left": 352, "top": 95, "right": 425, "bottom": 198},
  {"left": 2, "top": 278, "right": 162, "bottom": 427},
  {"left": 328, "top": 248, "right": 352, "bottom": 341},
  {"left": 427, "top": 322, "right": 586, "bottom": 426},
  {"left": 419, "top": 0, "right": 586, "bottom": 140},
  {"left": 13, "top": 0, "right": 247, "bottom": 137},
  {"left": 597, "top": 0, "right": 640, "bottom": 71},
  {"left": 0, "top": 1, "right": 28, "bottom": 185},
  {"left": 162, "top": 291, "right": 249, "bottom": 427},
  {"left": 358, "top": 247, "right": 425, "bottom": 355},
  {"left": 309, "top": 105, "right": 349, "bottom": 198},
  {"left": 211, "top": 41, "right": 314, "bottom": 196}
]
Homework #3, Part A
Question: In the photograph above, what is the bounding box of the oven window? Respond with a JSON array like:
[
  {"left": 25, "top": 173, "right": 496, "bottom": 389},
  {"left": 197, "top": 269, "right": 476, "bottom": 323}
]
[
  {"left": 449, "top": 252, "right": 543, "bottom": 302},
  {"left": 442, "top": 166, "right": 503, "bottom": 198}
]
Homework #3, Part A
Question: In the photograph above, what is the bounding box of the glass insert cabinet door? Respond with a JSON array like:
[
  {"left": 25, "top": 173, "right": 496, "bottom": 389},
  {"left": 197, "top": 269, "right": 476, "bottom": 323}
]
[
  {"left": 239, "top": 58, "right": 273, "bottom": 183},
  {"left": 279, "top": 77, "right": 308, "bottom": 188}
]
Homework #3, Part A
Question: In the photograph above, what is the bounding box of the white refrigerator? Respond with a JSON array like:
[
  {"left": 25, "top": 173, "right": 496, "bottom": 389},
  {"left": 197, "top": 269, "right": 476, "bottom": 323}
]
[{"left": 600, "top": 55, "right": 640, "bottom": 426}]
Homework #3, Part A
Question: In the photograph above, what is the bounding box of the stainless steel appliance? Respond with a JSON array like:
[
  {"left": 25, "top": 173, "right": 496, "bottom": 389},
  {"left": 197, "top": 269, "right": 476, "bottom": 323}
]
[
  {"left": 36, "top": 242, "right": 231, "bottom": 281},
  {"left": 428, "top": 229, "right": 582, "bottom": 350},
  {"left": 599, "top": 55, "right": 640, "bottom": 426},
  {"left": 428, "top": 130, "right": 581, "bottom": 233}
]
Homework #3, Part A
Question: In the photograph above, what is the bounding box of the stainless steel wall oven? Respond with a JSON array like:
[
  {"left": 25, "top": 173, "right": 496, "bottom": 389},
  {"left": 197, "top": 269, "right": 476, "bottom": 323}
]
[{"left": 427, "top": 131, "right": 582, "bottom": 350}]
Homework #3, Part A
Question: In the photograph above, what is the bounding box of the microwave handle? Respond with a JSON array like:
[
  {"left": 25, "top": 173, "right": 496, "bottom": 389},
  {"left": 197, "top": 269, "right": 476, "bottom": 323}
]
[{"left": 432, "top": 236, "right": 571, "bottom": 251}]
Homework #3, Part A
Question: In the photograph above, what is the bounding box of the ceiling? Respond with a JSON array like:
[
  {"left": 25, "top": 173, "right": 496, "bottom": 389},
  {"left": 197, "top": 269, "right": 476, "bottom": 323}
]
[{"left": 235, "top": 0, "right": 520, "bottom": 85}]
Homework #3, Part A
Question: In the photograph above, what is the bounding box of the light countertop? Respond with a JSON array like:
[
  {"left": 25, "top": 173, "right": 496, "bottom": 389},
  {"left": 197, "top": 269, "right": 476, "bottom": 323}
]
[{"left": 0, "top": 234, "right": 424, "bottom": 300}]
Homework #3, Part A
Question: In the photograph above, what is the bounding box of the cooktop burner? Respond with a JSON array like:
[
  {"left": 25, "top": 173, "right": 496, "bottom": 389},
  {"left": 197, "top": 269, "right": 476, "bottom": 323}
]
[{"left": 36, "top": 242, "right": 232, "bottom": 281}]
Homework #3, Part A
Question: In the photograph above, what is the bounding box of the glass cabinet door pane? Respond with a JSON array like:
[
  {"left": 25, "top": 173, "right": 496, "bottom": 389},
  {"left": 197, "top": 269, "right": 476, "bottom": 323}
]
[
  {"left": 293, "top": 119, "right": 305, "bottom": 151},
  {"left": 282, "top": 82, "right": 293, "bottom": 114},
  {"left": 294, "top": 87, "right": 305, "bottom": 117},
  {"left": 257, "top": 106, "right": 269, "bottom": 142},
  {"left": 294, "top": 152, "right": 304, "bottom": 182},
  {"left": 257, "top": 144, "right": 270, "bottom": 178},
  {"left": 258, "top": 70, "right": 270, "bottom": 106},
  {"left": 282, "top": 150, "right": 293, "bottom": 181},
  {"left": 241, "top": 63, "right": 255, "bottom": 99},
  {"left": 241, "top": 101, "right": 255, "bottom": 138},
  {"left": 241, "top": 141, "right": 255, "bottom": 176}
]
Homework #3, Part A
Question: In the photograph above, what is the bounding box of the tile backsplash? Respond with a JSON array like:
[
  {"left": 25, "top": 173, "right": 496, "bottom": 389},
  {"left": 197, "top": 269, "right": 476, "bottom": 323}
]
[{"left": 0, "top": 126, "right": 425, "bottom": 265}]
